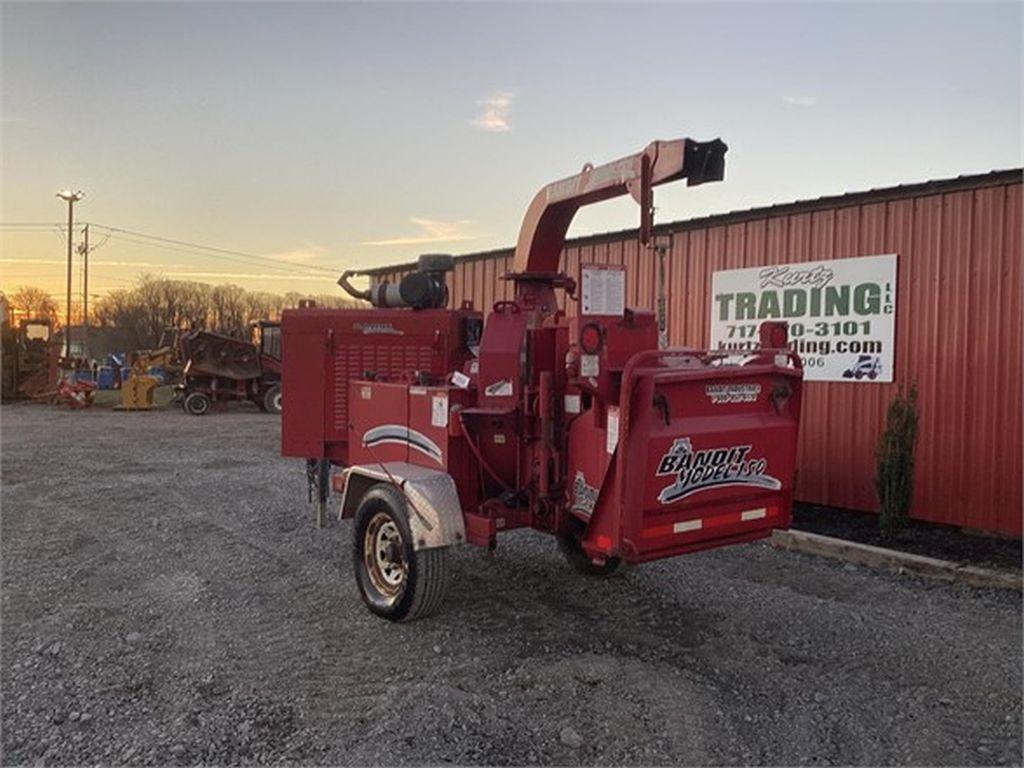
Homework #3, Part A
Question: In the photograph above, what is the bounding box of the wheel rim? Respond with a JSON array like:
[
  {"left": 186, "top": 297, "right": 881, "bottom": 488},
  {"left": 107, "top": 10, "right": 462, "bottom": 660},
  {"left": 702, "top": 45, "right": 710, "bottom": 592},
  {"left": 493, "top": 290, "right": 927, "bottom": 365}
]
[
  {"left": 363, "top": 512, "right": 406, "bottom": 599},
  {"left": 190, "top": 396, "right": 208, "bottom": 414},
  {"left": 272, "top": 391, "right": 282, "bottom": 411}
]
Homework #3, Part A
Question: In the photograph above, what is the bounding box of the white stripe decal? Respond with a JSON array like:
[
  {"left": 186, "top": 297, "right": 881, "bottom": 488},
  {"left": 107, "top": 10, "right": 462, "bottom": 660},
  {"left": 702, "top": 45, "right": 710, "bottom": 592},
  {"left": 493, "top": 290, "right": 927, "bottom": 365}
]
[
  {"left": 362, "top": 425, "right": 443, "bottom": 464},
  {"left": 673, "top": 519, "right": 703, "bottom": 533},
  {"left": 741, "top": 508, "right": 767, "bottom": 521}
]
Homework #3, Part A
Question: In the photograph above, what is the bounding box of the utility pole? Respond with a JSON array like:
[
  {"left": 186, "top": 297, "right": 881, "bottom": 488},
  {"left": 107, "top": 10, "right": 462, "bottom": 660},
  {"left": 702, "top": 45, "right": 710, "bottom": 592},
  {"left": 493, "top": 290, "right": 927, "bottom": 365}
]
[
  {"left": 80, "top": 224, "right": 90, "bottom": 357},
  {"left": 56, "top": 190, "right": 84, "bottom": 359}
]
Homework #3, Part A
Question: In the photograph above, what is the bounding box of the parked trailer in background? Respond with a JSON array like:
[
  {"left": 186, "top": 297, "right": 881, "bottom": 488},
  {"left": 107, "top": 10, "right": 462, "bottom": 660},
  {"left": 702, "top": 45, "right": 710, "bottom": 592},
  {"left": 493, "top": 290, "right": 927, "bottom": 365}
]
[
  {"left": 282, "top": 137, "right": 804, "bottom": 621},
  {"left": 177, "top": 321, "right": 282, "bottom": 415}
]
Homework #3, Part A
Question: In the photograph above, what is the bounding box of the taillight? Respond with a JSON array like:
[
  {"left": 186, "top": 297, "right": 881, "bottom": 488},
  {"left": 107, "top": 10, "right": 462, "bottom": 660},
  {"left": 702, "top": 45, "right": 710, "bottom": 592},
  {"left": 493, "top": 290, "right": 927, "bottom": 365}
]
[{"left": 580, "top": 322, "right": 604, "bottom": 355}]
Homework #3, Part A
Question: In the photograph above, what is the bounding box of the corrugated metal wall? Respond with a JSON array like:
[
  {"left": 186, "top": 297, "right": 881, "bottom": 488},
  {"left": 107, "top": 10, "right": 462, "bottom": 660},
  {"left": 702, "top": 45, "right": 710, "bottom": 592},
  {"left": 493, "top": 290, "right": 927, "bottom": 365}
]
[{"left": 370, "top": 173, "right": 1023, "bottom": 537}]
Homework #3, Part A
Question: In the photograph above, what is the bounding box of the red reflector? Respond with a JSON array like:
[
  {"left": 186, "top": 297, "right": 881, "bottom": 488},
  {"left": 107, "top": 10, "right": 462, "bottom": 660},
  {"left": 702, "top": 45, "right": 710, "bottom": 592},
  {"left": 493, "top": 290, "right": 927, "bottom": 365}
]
[
  {"left": 594, "top": 534, "right": 613, "bottom": 551},
  {"left": 580, "top": 322, "right": 603, "bottom": 354},
  {"left": 760, "top": 321, "right": 788, "bottom": 348}
]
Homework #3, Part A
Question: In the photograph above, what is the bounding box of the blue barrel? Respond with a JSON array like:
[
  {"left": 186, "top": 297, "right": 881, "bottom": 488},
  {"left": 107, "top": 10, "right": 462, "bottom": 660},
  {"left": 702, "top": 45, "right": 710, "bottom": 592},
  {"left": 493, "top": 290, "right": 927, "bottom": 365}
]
[
  {"left": 97, "top": 366, "right": 114, "bottom": 390},
  {"left": 74, "top": 370, "right": 94, "bottom": 383}
]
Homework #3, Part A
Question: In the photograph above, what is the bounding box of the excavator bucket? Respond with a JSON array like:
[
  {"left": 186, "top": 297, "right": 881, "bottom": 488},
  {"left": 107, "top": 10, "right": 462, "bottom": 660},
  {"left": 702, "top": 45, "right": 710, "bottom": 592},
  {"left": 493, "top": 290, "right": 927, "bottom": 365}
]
[{"left": 117, "top": 374, "right": 159, "bottom": 411}]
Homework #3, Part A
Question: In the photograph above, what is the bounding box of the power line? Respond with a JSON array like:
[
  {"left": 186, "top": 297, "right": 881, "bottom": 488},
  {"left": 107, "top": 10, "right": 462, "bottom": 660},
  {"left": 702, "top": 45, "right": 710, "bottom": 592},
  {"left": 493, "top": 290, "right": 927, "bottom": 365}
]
[
  {"left": 3, "top": 221, "right": 340, "bottom": 301},
  {"left": 81, "top": 228, "right": 112, "bottom": 255},
  {"left": 103, "top": 233, "right": 328, "bottom": 277},
  {"left": 0, "top": 222, "right": 65, "bottom": 228},
  {"left": 0, "top": 224, "right": 68, "bottom": 239},
  {"left": 86, "top": 271, "right": 136, "bottom": 285},
  {"left": 3, "top": 221, "right": 339, "bottom": 277},
  {"left": 89, "top": 223, "right": 338, "bottom": 275},
  {"left": 0, "top": 272, "right": 65, "bottom": 279}
]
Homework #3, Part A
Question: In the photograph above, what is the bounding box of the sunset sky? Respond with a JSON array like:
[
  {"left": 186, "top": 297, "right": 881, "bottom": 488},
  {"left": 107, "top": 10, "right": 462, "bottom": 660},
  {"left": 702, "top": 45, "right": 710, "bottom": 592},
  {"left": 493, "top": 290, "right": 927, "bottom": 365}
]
[{"left": 2, "top": 2, "right": 1020, "bottom": 306}]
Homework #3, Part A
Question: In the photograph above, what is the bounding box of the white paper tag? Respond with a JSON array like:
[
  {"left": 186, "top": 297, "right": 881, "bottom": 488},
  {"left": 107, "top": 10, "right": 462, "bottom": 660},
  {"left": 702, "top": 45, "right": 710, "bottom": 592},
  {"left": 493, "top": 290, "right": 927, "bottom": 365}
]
[
  {"left": 469, "top": 360, "right": 479, "bottom": 374},
  {"left": 581, "top": 266, "right": 625, "bottom": 316},
  {"left": 431, "top": 394, "right": 449, "bottom": 427},
  {"left": 564, "top": 394, "right": 581, "bottom": 414},
  {"left": 409, "top": 386, "right": 427, "bottom": 395},
  {"left": 580, "top": 354, "right": 600, "bottom": 377},
  {"left": 451, "top": 371, "right": 471, "bottom": 389},
  {"left": 606, "top": 406, "right": 620, "bottom": 454}
]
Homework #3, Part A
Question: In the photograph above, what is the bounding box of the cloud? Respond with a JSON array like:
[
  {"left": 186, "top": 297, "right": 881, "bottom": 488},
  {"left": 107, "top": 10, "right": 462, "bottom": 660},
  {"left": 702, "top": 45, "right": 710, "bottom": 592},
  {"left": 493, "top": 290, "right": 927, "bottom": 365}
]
[
  {"left": 361, "top": 217, "right": 479, "bottom": 247},
  {"left": 472, "top": 91, "right": 514, "bottom": 132},
  {"left": 781, "top": 95, "right": 817, "bottom": 107},
  {"left": 265, "top": 242, "right": 325, "bottom": 264}
]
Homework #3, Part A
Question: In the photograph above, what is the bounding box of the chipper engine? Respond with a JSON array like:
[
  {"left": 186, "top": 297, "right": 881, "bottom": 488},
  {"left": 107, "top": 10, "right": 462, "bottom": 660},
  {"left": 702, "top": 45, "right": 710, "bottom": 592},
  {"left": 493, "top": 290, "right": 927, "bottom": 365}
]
[{"left": 281, "top": 137, "right": 803, "bottom": 621}]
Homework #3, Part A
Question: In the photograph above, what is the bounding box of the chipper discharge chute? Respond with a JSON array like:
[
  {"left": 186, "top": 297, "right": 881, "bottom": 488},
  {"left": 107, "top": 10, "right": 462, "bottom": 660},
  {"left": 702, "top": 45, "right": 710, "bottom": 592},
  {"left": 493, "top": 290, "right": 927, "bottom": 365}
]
[{"left": 281, "top": 136, "right": 803, "bottom": 620}]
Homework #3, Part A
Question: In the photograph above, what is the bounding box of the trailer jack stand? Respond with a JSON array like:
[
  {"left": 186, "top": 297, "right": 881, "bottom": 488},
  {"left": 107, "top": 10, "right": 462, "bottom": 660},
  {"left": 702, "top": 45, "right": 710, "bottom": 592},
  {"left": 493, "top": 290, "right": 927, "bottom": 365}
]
[{"left": 306, "top": 459, "right": 331, "bottom": 528}]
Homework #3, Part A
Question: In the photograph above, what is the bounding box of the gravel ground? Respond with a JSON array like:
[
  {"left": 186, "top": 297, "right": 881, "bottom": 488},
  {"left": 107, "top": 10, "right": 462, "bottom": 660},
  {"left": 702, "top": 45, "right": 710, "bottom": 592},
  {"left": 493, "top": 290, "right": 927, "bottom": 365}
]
[{"left": 2, "top": 404, "right": 1021, "bottom": 766}]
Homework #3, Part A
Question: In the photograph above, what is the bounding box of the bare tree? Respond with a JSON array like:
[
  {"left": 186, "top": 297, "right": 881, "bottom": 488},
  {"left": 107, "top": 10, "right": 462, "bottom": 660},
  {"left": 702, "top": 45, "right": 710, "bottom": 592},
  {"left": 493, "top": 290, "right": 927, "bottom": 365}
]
[
  {"left": 86, "top": 276, "right": 363, "bottom": 353},
  {"left": 9, "top": 286, "right": 59, "bottom": 325}
]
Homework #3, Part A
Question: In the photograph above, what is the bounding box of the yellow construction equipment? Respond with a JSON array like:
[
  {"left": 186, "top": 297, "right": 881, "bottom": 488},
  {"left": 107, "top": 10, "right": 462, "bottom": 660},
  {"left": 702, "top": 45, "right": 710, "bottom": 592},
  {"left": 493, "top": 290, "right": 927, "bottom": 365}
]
[{"left": 115, "top": 346, "right": 177, "bottom": 411}]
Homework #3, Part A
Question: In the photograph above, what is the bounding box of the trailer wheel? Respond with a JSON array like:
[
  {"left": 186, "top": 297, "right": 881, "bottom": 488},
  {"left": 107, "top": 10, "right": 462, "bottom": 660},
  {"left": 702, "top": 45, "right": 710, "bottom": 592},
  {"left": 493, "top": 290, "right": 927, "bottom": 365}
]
[
  {"left": 557, "top": 534, "right": 623, "bottom": 577},
  {"left": 263, "top": 384, "right": 282, "bottom": 414},
  {"left": 353, "top": 484, "right": 450, "bottom": 621},
  {"left": 183, "top": 391, "right": 211, "bottom": 416}
]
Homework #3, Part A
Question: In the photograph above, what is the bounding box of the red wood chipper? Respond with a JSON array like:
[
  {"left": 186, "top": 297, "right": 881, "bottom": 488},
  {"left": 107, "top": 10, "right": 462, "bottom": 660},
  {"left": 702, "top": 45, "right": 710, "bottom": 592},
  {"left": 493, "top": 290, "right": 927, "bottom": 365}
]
[{"left": 282, "top": 137, "right": 803, "bottom": 621}]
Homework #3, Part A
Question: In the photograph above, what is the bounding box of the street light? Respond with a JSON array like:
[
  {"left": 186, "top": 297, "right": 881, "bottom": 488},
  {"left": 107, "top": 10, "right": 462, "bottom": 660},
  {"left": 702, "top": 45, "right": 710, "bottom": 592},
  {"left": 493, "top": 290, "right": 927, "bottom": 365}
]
[{"left": 56, "top": 189, "right": 84, "bottom": 358}]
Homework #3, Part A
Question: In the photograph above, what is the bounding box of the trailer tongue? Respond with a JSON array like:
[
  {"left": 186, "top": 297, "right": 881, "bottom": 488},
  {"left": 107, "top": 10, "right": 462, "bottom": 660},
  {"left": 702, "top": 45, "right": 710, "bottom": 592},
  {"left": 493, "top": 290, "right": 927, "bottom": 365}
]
[{"left": 282, "top": 137, "right": 803, "bottom": 620}]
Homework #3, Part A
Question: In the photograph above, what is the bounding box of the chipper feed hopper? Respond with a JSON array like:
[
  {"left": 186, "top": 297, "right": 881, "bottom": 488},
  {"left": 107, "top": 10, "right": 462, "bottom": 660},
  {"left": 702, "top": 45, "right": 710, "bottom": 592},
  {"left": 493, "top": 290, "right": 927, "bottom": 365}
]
[{"left": 282, "top": 137, "right": 803, "bottom": 621}]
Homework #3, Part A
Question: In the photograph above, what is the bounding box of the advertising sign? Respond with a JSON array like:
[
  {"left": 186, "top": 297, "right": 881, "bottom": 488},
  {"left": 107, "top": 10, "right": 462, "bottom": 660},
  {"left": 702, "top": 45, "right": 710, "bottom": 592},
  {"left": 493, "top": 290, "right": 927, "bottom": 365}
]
[{"left": 710, "top": 254, "right": 897, "bottom": 382}]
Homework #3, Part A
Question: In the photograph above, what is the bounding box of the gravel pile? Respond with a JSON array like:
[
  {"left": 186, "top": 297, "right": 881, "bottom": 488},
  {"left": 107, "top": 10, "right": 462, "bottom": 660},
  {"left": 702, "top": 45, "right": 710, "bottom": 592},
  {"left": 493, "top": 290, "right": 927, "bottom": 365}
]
[{"left": 2, "top": 405, "right": 1020, "bottom": 765}]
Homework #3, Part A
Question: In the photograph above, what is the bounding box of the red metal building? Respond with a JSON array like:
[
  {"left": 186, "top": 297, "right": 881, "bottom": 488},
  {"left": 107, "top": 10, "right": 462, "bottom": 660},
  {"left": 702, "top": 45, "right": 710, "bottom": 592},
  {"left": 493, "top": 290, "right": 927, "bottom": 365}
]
[{"left": 365, "top": 169, "right": 1023, "bottom": 537}]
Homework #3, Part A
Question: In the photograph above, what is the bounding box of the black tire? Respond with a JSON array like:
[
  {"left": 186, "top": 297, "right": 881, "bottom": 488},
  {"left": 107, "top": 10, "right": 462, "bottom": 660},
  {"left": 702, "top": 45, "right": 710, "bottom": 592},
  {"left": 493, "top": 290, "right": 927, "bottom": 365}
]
[
  {"left": 353, "top": 484, "right": 450, "bottom": 621},
  {"left": 263, "top": 384, "right": 282, "bottom": 414},
  {"left": 183, "top": 391, "right": 211, "bottom": 416},
  {"left": 557, "top": 533, "right": 623, "bottom": 577}
]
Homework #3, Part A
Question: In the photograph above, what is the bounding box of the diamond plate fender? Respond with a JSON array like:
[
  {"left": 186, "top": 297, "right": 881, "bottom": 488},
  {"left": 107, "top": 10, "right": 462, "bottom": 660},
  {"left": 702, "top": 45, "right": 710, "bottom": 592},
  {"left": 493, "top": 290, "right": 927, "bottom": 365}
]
[{"left": 338, "top": 462, "right": 466, "bottom": 550}]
